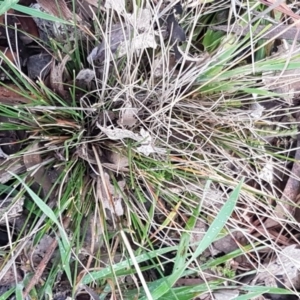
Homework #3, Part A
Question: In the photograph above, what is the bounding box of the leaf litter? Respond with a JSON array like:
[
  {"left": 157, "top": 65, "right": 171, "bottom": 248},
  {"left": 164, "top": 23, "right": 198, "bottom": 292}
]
[{"left": 1, "top": 0, "right": 300, "bottom": 299}]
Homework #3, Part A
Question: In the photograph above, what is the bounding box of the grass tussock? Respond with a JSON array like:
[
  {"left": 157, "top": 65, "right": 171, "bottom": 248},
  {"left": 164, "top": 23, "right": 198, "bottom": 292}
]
[{"left": 0, "top": 0, "right": 300, "bottom": 299}]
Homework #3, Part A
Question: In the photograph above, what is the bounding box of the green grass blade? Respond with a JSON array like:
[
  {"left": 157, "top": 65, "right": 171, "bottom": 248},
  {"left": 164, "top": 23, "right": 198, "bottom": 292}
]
[
  {"left": 9, "top": 172, "right": 70, "bottom": 247},
  {"left": 0, "top": 0, "right": 18, "bottom": 15},
  {"left": 143, "top": 179, "right": 244, "bottom": 300},
  {"left": 81, "top": 245, "right": 178, "bottom": 285},
  {"left": 12, "top": 3, "right": 73, "bottom": 25}
]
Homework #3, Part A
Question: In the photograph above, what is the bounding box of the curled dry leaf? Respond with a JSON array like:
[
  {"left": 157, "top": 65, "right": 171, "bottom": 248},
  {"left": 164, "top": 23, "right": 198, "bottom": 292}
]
[
  {"left": 258, "top": 159, "right": 273, "bottom": 182},
  {"left": 97, "top": 124, "right": 141, "bottom": 141},
  {"left": 136, "top": 128, "right": 166, "bottom": 156},
  {"left": 136, "top": 143, "right": 166, "bottom": 156},
  {"left": 98, "top": 125, "right": 166, "bottom": 156},
  {"left": 105, "top": 0, "right": 153, "bottom": 32},
  {"left": 126, "top": 7, "right": 153, "bottom": 32}
]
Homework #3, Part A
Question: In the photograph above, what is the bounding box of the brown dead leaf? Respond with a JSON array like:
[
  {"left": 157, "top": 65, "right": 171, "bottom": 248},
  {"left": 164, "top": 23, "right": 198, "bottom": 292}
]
[
  {"left": 49, "top": 55, "right": 71, "bottom": 98},
  {"left": 17, "top": 13, "right": 40, "bottom": 44},
  {"left": 0, "top": 9, "right": 14, "bottom": 24},
  {"left": 0, "top": 83, "right": 31, "bottom": 104},
  {"left": 37, "top": 0, "right": 81, "bottom": 21}
]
